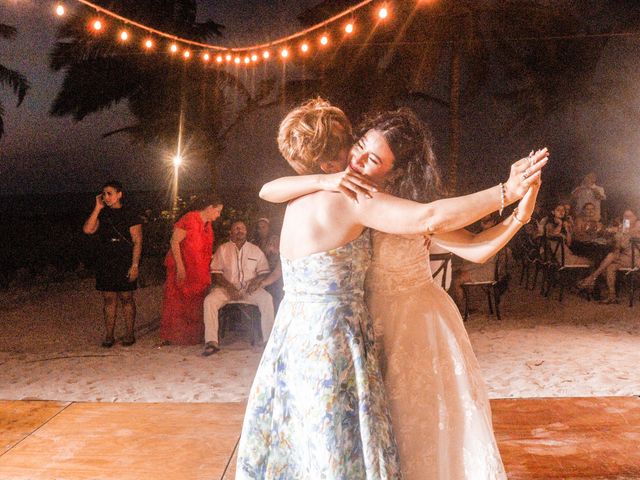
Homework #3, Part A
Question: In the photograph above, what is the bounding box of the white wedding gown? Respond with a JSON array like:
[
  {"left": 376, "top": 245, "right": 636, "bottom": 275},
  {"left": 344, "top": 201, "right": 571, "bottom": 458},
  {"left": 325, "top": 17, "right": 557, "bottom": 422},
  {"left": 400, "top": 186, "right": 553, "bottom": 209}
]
[{"left": 365, "top": 231, "right": 507, "bottom": 480}]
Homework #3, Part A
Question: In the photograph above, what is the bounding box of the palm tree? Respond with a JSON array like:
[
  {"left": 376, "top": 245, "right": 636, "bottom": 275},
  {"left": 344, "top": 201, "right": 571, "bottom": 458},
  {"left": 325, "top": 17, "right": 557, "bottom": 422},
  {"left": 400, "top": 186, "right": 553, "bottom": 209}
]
[
  {"left": 49, "top": 0, "right": 265, "bottom": 184},
  {"left": 295, "top": 0, "right": 611, "bottom": 193},
  {"left": 0, "top": 24, "right": 30, "bottom": 139}
]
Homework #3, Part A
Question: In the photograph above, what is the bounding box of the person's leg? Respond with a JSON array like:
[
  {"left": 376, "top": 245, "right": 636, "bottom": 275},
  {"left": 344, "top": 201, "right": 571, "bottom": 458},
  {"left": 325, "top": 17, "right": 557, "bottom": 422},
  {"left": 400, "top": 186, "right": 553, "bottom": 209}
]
[
  {"left": 244, "top": 288, "right": 275, "bottom": 343},
  {"left": 203, "top": 287, "right": 230, "bottom": 348},
  {"left": 102, "top": 292, "right": 118, "bottom": 347},
  {"left": 603, "top": 262, "right": 619, "bottom": 302},
  {"left": 452, "top": 270, "right": 471, "bottom": 309},
  {"left": 581, "top": 252, "right": 619, "bottom": 286},
  {"left": 120, "top": 291, "right": 136, "bottom": 345}
]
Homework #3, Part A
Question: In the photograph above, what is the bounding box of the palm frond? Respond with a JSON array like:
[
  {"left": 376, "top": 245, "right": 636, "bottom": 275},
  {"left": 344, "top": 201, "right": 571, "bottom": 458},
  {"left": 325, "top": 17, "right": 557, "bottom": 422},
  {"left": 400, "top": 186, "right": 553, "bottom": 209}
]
[
  {"left": 0, "top": 24, "right": 17, "bottom": 39},
  {"left": 0, "top": 65, "right": 30, "bottom": 105}
]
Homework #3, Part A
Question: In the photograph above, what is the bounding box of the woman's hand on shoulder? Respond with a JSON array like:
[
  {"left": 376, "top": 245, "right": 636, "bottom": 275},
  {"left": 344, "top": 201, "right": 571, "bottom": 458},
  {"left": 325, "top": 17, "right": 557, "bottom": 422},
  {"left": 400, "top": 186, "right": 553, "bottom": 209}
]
[{"left": 326, "top": 167, "right": 379, "bottom": 202}]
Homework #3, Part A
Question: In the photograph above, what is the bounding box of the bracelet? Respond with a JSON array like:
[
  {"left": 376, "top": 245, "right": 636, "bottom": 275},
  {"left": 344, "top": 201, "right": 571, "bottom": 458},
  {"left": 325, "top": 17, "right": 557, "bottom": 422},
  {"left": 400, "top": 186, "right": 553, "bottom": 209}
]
[
  {"left": 512, "top": 208, "right": 530, "bottom": 225},
  {"left": 498, "top": 183, "right": 506, "bottom": 216}
]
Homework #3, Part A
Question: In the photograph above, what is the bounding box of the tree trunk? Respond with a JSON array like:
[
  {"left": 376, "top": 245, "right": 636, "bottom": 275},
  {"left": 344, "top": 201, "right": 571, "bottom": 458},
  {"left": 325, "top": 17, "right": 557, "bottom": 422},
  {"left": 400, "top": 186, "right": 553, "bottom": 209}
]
[{"left": 448, "top": 41, "right": 461, "bottom": 195}]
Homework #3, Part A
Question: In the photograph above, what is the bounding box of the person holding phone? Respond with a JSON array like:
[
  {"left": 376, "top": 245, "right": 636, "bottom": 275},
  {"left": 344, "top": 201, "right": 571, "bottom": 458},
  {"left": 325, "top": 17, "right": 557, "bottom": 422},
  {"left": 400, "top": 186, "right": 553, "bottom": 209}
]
[{"left": 83, "top": 180, "right": 142, "bottom": 347}]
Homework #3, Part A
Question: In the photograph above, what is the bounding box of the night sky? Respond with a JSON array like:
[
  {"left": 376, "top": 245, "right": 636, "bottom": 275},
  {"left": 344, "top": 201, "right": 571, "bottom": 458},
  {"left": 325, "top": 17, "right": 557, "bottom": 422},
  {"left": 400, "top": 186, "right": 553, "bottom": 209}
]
[{"left": 1, "top": 0, "right": 640, "bottom": 210}]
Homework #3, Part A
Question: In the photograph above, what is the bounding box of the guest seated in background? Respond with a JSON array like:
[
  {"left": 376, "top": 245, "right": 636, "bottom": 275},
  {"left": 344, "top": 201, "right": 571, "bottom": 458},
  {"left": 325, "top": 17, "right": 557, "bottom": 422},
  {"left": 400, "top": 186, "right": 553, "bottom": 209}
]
[
  {"left": 574, "top": 202, "right": 604, "bottom": 241},
  {"left": 541, "top": 203, "right": 592, "bottom": 267},
  {"left": 253, "top": 217, "right": 283, "bottom": 312},
  {"left": 571, "top": 172, "right": 606, "bottom": 222},
  {"left": 202, "top": 221, "right": 275, "bottom": 356},
  {"left": 451, "top": 213, "right": 500, "bottom": 308},
  {"left": 561, "top": 199, "right": 575, "bottom": 228},
  {"left": 578, "top": 208, "right": 640, "bottom": 303}
]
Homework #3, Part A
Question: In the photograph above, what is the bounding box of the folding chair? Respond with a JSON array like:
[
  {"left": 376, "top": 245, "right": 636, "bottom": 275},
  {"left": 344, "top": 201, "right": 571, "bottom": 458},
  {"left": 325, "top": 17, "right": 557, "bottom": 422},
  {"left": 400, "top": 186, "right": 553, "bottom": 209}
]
[
  {"left": 430, "top": 251, "right": 453, "bottom": 291},
  {"left": 542, "top": 235, "right": 591, "bottom": 302},
  {"left": 462, "top": 249, "right": 510, "bottom": 320},
  {"left": 618, "top": 238, "right": 640, "bottom": 307}
]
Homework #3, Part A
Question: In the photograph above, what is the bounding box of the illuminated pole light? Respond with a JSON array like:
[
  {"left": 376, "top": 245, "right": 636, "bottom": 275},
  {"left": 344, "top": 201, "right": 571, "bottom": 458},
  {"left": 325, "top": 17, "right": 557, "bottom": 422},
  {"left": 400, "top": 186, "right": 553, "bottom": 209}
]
[
  {"left": 345, "top": 22, "right": 354, "bottom": 34},
  {"left": 262, "top": 51, "right": 270, "bottom": 60},
  {"left": 183, "top": 50, "right": 191, "bottom": 59},
  {"left": 55, "top": 4, "right": 65, "bottom": 16},
  {"left": 251, "top": 53, "right": 258, "bottom": 62},
  {"left": 320, "top": 35, "right": 329, "bottom": 46},
  {"left": 216, "top": 55, "right": 223, "bottom": 63},
  {"left": 280, "top": 48, "right": 289, "bottom": 59},
  {"left": 92, "top": 20, "right": 103, "bottom": 31},
  {"left": 234, "top": 56, "right": 241, "bottom": 64},
  {"left": 300, "top": 42, "right": 309, "bottom": 53},
  {"left": 378, "top": 7, "right": 389, "bottom": 19},
  {"left": 119, "top": 30, "right": 129, "bottom": 42},
  {"left": 225, "top": 53, "right": 232, "bottom": 62},
  {"left": 170, "top": 43, "right": 178, "bottom": 54},
  {"left": 144, "top": 39, "right": 154, "bottom": 49}
]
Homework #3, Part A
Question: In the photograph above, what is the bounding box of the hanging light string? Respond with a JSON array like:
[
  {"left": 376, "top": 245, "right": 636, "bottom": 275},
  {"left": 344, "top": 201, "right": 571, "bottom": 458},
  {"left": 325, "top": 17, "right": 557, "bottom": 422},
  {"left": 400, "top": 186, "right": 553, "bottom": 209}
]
[{"left": 59, "top": 0, "right": 377, "bottom": 53}]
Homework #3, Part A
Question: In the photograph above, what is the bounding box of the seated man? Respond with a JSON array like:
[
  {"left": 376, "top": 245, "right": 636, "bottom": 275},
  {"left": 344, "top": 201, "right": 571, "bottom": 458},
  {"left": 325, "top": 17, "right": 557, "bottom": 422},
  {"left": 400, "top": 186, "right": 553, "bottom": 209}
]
[{"left": 202, "top": 221, "right": 275, "bottom": 356}]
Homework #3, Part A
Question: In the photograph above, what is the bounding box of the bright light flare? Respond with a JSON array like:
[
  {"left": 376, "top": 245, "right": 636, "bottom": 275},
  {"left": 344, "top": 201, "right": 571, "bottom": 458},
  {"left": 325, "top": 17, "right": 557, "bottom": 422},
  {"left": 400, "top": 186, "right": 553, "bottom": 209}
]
[
  {"left": 300, "top": 42, "right": 309, "bottom": 53},
  {"left": 234, "top": 56, "right": 241, "bottom": 64},
  {"left": 144, "top": 39, "right": 154, "bottom": 49},
  {"left": 244, "top": 56, "right": 250, "bottom": 64},
  {"left": 345, "top": 22, "right": 354, "bottom": 34},
  {"left": 203, "top": 52, "right": 210, "bottom": 62},
  {"left": 92, "top": 20, "right": 103, "bottom": 31},
  {"left": 170, "top": 43, "right": 178, "bottom": 53},
  {"left": 183, "top": 50, "right": 191, "bottom": 59},
  {"left": 378, "top": 7, "right": 389, "bottom": 19},
  {"left": 280, "top": 48, "right": 289, "bottom": 59},
  {"left": 173, "top": 155, "right": 182, "bottom": 168},
  {"left": 119, "top": 30, "right": 129, "bottom": 41},
  {"left": 216, "top": 55, "right": 223, "bottom": 63},
  {"left": 55, "top": 4, "right": 65, "bottom": 16},
  {"left": 320, "top": 35, "right": 329, "bottom": 46},
  {"left": 251, "top": 53, "right": 258, "bottom": 62},
  {"left": 262, "top": 51, "right": 270, "bottom": 60},
  {"left": 225, "top": 53, "right": 232, "bottom": 62}
]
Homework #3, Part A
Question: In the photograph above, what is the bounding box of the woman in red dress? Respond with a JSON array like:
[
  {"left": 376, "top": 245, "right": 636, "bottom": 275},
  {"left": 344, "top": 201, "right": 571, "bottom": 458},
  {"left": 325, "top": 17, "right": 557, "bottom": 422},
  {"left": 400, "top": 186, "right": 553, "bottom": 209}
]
[{"left": 160, "top": 195, "right": 223, "bottom": 345}]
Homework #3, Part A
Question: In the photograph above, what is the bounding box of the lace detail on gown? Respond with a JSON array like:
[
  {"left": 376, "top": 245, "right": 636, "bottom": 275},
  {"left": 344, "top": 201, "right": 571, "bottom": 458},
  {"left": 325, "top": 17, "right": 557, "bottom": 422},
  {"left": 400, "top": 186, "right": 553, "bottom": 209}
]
[{"left": 365, "top": 231, "right": 507, "bottom": 480}]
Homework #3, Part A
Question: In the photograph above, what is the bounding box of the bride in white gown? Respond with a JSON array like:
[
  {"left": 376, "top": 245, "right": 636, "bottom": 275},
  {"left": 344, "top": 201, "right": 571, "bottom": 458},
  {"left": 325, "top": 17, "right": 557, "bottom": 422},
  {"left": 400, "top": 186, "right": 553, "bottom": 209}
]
[{"left": 261, "top": 105, "right": 546, "bottom": 479}]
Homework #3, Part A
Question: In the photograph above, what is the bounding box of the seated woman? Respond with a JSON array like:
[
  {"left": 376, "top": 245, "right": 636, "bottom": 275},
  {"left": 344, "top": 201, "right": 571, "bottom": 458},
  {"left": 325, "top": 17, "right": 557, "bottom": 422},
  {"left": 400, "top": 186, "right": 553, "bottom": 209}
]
[
  {"left": 539, "top": 203, "right": 592, "bottom": 267},
  {"left": 574, "top": 202, "right": 604, "bottom": 241},
  {"left": 578, "top": 208, "right": 640, "bottom": 303}
]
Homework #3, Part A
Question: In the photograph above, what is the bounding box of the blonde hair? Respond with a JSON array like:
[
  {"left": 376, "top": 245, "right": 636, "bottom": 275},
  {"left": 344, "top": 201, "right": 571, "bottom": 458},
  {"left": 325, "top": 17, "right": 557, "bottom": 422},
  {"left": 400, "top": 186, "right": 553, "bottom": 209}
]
[{"left": 277, "top": 98, "right": 353, "bottom": 174}]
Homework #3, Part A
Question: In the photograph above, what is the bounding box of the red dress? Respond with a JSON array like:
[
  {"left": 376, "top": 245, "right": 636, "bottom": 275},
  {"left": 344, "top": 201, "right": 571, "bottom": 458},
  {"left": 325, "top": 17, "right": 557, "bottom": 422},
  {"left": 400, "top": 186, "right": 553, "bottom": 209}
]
[{"left": 160, "top": 212, "right": 214, "bottom": 344}]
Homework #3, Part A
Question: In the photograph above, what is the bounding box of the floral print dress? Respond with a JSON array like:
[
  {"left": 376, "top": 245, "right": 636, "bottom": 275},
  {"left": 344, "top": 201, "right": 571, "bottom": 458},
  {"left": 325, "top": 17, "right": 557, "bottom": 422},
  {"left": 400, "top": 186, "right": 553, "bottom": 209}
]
[{"left": 236, "top": 231, "right": 401, "bottom": 479}]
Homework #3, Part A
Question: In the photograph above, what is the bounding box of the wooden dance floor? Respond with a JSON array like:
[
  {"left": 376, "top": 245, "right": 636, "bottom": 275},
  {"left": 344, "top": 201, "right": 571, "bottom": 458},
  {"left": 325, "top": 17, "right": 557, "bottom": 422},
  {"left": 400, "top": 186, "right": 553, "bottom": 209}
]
[{"left": 1, "top": 397, "right": 639, "bottom": 479}]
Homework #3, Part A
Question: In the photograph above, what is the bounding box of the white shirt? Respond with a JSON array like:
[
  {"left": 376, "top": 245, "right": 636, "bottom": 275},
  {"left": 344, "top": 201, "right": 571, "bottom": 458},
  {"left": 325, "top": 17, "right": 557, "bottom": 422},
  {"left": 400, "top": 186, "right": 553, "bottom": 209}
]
[
  {"left": 210, "top": 241, "right": 270, "bottom": 290},
  {"left": 572, "top": 184, "right": 606, "bottom": 221}
]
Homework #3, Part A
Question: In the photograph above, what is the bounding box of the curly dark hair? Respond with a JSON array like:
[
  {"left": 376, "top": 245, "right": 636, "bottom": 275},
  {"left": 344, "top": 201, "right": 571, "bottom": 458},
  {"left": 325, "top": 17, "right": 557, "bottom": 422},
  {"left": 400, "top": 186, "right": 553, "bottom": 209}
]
[{"left": 356, "top": 108, "right": 445, "bottom": 203}]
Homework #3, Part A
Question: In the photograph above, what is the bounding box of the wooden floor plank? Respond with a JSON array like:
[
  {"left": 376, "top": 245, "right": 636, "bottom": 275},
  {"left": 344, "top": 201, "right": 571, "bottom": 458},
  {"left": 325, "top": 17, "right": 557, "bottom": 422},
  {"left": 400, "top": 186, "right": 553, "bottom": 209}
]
[
  {"left": 0, "top": 400, "right": 69, "bottom": 456},
  {"left": 493, "top": 397, "right": 640, "bottom": 479},
  {"left": 0, "top": 402, "right": 245, "bottom": 480}
]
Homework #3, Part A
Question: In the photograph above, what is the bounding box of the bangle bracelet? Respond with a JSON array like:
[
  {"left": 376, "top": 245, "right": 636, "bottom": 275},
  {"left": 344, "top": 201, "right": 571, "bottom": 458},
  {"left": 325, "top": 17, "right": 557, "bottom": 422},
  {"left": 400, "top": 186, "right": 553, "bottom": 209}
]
[
  {"left": 512, "top": 208, "right": 530, "bottom": 225},
  {"left": 499, "top": 183, "right": 506, "bottom": 216}
]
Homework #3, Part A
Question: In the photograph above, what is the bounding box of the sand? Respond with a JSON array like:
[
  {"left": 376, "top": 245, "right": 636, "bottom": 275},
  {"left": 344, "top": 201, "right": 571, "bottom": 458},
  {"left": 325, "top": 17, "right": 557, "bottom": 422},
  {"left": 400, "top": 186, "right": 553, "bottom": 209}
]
[{"left": 0, "top": 278, "right": 638, "bottom": 403}]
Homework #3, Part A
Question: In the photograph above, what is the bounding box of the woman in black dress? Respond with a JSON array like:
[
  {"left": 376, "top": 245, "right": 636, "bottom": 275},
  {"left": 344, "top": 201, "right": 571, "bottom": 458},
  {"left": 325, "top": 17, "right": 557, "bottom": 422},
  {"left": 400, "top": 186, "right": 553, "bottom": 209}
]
[{"left": 83, "top": 180, "right": 142, "bottom": 347}]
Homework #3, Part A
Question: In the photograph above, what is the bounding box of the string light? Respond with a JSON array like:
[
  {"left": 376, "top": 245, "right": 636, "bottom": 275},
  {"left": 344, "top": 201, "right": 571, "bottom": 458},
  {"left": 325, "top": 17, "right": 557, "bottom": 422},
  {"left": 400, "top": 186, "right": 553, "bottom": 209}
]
[
  {"left": 202, "top": 52, "right": 210, "bottom": 62},
  {"left": 225, "top": 53, "right": 232, "bottom": 62},
  {"left": 183, "top": 50, "right": 191, "bottom": 59},
  {"left": 320, "top": 35, "right": 329, "bottom": 46},
  {"left": 92, "top": 19, "right": 103, "bottom": 31},
  {"left": 345, "top": 22, "right": 354, "bottom": 34},
  {"left": 234, "top": 56, "right": 241, "bottom": 64},
  {"left": 144, "top": 38, "right": 153, "bottom": 49},
  {"left": 378, "top": 6, "right": 389, "bottom": 19},
  {"left": 216, "top": 55, "right": 223, "bottom": 63},
  {"left": 300, "top": 42, "right": 309, "bottom": 53},
  {"left": 244, "top": 56, "right": 250, "bottom": 64},
  {"left": 55, "top": 4, "right": 65, "bottom": 16},
  {"left": 119, "top": 30, "right": 129, "bottom": 41},
  {"left": 262, "top": 51, "right": 270, "bottom": 60},
  {"left": 170, "top": 43, "right": 178, "bottom": 53},
  {"left": 251, "top": 53, "right": 258, "bottom": 62},
  {"left": 280, "top": 48, "right": 289, "bottom": 59}
]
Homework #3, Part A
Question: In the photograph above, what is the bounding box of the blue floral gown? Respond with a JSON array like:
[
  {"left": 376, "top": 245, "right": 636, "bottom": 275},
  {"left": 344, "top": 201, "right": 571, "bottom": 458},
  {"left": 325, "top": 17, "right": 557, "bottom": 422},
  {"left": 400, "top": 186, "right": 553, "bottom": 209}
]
[{"left": 236, "top": 231, "right": 401, "bottom": 479}]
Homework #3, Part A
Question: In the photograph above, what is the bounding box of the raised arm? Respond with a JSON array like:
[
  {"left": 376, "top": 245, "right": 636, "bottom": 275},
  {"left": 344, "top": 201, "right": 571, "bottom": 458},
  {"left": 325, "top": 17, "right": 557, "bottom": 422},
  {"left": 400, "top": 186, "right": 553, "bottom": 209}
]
[
  {"left": 352, "top": 150, "right": 547, "bottom": 235},
  {"left": 259, "top": 168, "right": 379, "bottom": 203},
  {"left": 431, "top": 182, "right": 541, "bottom": 263}
]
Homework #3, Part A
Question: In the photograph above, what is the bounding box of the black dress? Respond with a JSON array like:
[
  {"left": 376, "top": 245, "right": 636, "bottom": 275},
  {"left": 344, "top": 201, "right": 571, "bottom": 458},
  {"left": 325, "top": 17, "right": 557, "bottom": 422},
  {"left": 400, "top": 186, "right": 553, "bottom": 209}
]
[{"left": 95, "top": 206, "right": 141, "bottom": 292}]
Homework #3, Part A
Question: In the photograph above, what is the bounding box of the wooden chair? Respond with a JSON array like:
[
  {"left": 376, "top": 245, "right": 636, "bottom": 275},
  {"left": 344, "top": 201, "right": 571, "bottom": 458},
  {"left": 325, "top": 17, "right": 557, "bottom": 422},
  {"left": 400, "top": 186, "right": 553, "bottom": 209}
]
[
  {"left": 218, "top": 303, "right": 262, "bottom": 346},
  {"left": 461, "top": 249, "right": 510, "bottom": 320},
  {"left": 430, "top": 251, "right": 453, "bottom": 291},
  {"left": 541, "top": 235, "right": 591, "bottom": 302},
  {"left": 618, "top": 238, "right": 640, "bottom": 307}
]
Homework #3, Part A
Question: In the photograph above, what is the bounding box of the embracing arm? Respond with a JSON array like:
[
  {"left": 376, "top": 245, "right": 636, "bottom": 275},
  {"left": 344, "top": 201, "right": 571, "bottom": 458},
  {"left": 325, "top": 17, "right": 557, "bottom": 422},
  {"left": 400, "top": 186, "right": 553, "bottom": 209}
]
[
  {"left": 259, "top": 168, "right": 379, "bottom": 203},
  {"left": 431, "top": 183, "right": 541, "bottom": 263}
]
